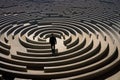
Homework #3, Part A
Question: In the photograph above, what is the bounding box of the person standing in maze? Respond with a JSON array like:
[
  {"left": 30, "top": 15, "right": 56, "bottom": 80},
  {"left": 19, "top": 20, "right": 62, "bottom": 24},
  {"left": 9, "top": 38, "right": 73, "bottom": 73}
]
[{"left": 49, "top": 33, "right": 57, "bottom": 55}]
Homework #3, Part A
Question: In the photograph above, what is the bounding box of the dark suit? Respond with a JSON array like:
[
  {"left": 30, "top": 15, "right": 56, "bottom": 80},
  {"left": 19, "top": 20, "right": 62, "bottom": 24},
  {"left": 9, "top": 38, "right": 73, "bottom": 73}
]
[{"left": 49, "top": 36, "right": 57, "bottom": 54}]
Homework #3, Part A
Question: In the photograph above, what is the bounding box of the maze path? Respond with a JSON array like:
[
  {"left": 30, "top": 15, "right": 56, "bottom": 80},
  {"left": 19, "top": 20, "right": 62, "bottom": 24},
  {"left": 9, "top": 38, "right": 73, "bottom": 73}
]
[{"left": 0, "top": 17, "right": 120, "bottom": 80}]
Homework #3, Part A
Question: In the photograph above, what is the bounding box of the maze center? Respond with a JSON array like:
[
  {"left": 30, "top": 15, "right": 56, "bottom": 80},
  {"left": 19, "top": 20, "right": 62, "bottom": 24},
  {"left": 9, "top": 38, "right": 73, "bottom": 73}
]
[
  {"left": 0, "top": 0, "right": 120, "bottom": 80},
  {"left": 54, "top": 38, "right": 67, "bottom": 52}
]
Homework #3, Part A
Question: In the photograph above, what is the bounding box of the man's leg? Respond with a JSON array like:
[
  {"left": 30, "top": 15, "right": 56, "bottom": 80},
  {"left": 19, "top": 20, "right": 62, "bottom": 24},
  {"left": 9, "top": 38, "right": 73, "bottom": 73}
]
[
  {"left": 51, "top": 44, "right": 55, "bottom": 55},
  {"left": 53, "top": 44, "right": 55, "bottom": 54},
  {"left": 51, "top": 44, "right": 52, "bottom": 49},
  {"left": 51, "top": 45, "right": 54, "bottom": 54}
]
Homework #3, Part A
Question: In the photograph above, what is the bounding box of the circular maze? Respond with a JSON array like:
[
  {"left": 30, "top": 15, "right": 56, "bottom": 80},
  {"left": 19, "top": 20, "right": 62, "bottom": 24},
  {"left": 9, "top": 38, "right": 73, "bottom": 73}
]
[{"left": 0, "top": 16, "right": 120, "bottom": 80}]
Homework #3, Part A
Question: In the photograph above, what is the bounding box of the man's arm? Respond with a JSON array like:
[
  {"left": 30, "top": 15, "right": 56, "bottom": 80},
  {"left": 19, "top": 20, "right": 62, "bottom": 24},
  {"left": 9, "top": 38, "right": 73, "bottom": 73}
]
[
  {"left": 49, "top": 37, "right": 51, "bottom": 43},
  {"left": 55, "top": 37, "right": 57, "bottom": 44}
]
